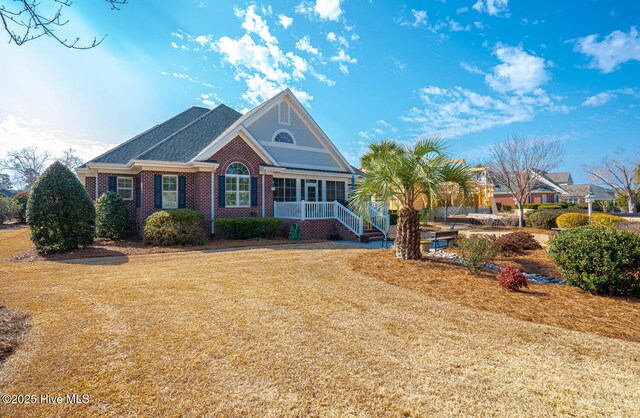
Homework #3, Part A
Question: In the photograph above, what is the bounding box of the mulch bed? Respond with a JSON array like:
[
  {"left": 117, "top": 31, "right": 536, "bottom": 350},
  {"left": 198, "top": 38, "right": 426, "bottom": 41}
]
[
  {"left": 11, "top": 236, "right": 318, "bottom": 263},
  {"left": 348, "top": 250, "right": 640, "bottom": 343},
  {"left": 0, "top": 304, "right": 30, "bottom": 365}
]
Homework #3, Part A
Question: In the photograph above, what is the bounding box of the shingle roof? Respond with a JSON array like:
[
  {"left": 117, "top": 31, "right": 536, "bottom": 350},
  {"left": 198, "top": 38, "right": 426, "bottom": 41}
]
[
  {"left": 136, "top": 105, "right": 242, "bottom": 162},
  {"left": 561, "top": 184, "right": 615, "bottom": 199},
  {"left": 86, "top": 105, "right": 241, "bottom": 165},
  {"left": 546, "top": 172, "right": 572, "bottom": 184}
]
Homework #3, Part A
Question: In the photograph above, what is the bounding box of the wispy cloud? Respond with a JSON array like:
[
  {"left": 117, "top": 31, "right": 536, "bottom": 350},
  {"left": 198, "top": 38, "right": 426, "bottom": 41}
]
[
  {"left": 472, "top": 0, "right": 509, "bottom": 17},
  {"left": 582, "top": 88, "right": 638, "bottom": 107},
  {"left": 296, "top": 0, "right": 343, "bottom": 22}
]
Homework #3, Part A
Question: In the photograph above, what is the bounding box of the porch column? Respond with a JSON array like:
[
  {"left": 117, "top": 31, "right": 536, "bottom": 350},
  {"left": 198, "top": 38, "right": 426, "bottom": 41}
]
[
  {"left": 296, "top": 178, "right": 301, "bottom": 201},
  {"left": 321, "top": 180, "right": 326, "bottom": 202}
]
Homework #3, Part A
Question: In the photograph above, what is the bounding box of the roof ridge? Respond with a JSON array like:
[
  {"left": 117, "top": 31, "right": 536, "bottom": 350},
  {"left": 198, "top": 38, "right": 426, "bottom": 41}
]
[
  {"left": 86, "top": 106, "right": 208, "bottom": 165},
  {"left": 134, "top": 104, "right": 240, "bottom": 161}
]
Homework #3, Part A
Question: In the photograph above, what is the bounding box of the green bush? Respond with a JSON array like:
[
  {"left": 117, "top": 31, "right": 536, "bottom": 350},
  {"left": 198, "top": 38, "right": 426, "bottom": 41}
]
[
  {"left": 144, "top": 209, "right": 206, "bottom": 246},
  {"left": 524, "top": 204, "right": 539, "bottom": 209},
  {"left": 389, "top": 211, "right": 398, "bottom": 226},
  {"left": 214, "top": 217, "right": 283, "bottom": 239},
  {"left": 548, "top": 226, "right": 640, "bottom": 296},
  {"left": 27, "top": 162, "right": 95, "bottom": 253},
  {"left": 502, "top": 204, "right": 512, "bottom": 212},
  {"left": 556, "top": 213, "right": 589, "bottom": 228},
  {"left": 525, "top": 209, "right": 585, "bottom": 229},
  {"left": 589, "top": 213, "right": 625, "bottom": 227},
  {"left": 96, "top": 191, "right": 129, "bottom": 240},
  {"left": 455, "top": 236, "right": 499, "bottom": 274},
  {"left": 0, "top": 194, "right": 21, "bottom": 224},
  {"left": 537, "top": 204, "right": 564, "bottom": 210},
  {"left": 12, "top": 191, "right": 29, "bottom": 223}
]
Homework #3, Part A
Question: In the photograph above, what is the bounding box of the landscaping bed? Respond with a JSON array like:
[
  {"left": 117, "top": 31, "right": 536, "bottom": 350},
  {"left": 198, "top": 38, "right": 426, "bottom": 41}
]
[{"left": 347, "top": 250, "right": 640, "bottom": 343}]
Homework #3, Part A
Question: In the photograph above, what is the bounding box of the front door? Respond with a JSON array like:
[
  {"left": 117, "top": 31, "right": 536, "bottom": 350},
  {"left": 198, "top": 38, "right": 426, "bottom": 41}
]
[{"left": 305, "top": 181, "right": 318, "bottom": 202}]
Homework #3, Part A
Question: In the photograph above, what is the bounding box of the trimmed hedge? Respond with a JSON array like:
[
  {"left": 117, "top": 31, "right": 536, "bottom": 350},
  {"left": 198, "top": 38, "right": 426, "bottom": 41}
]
[
  {"left": 502, "top": 204, "right": 512, "bottom": 212},
  {"left": 96, "top": 191, "right": 129, "bottom": 240},
  {"left": 144, "top": 209, "right": 206, "bottom": 246},
  {"left": 214, "top": 217, "right": 283, "bottom": 240},
  {"left": 525, "top": 209, "right": 587, "bottom": 229},
  {"left": 537, "top": 204, "right": 565, "bottom": 210},
  {"left": 548, "top": 226, "right": 640, "bottom": 296},
  {"left": 589, "top": 213, "right": 625, "bottom": 227},
  {"left": 12, "top": 191, "right": 29, "bottom": 223},
  {"left": 556, "top": 213, "right": 589, "bottom": 229},
  {"left": 524, "top": 204, "right": 539, "bottom": 209},
  {"left": 27, "top": 162, "right": 95, "bottom": 253}
]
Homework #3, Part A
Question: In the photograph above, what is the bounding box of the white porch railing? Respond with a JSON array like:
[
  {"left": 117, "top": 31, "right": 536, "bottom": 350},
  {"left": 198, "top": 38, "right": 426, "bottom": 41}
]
[
  {"left": 274, "top": 200, "right": 364, "bottom": 236},
  {"left": 366, "top": 202, "right": 390, "bottom": 236}
]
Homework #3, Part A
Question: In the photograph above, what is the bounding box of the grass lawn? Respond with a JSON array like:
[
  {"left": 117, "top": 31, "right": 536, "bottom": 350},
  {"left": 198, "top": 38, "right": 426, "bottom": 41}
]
[{"left": 1, "top": 227, "right": 639, "bottom": 416}]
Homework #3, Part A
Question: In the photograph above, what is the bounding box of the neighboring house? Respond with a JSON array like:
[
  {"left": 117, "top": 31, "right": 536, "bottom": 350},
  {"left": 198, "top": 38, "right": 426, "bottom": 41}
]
[
  {"left": 492, "top": 170, "right": 614, "bottom": 207},
  {"left": 77, "top": 89, "right": 384, "bottom": 241}
]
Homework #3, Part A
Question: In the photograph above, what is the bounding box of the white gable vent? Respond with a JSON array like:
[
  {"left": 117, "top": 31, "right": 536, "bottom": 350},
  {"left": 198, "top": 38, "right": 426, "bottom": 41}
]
[{"left": 278, "top": 101, "right": 290, "bottom": 125}]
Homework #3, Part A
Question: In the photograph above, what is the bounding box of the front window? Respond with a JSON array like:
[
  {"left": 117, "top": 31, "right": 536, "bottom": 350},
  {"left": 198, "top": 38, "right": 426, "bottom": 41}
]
[
  {"left": 117, "top": 177, "right": 133, "bottom": 200},
  {"left": 162, "top": 175, "right": 178, "bottom": 208},
  {"left": 326, "top": 181, "right": 346, "bottom": 203},
  {"left": 225, "top": 163, "right": 250, "bottom": 207},
  {"left": 274, "top": 178, "right": 296, "bottom": 202},
  {"left": 274, "top": 131, "right": 295, "bottom": 144}
]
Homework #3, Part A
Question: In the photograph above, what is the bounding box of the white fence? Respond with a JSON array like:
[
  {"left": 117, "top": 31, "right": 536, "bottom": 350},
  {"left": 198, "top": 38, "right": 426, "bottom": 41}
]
[{"left": 274, "top": 201, "right": 365, "bottom": 236}]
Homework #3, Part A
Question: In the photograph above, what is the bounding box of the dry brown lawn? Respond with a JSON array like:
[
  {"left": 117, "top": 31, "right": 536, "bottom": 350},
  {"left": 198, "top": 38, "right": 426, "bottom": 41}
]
[{"left": 0, "top": 227, "right": 639, "bottom": 417}]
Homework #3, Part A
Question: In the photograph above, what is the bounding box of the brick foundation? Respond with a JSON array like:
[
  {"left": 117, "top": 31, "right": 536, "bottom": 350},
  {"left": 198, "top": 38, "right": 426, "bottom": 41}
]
[{"left": 281, "top": 219, "right": 359, "bottom": 241}]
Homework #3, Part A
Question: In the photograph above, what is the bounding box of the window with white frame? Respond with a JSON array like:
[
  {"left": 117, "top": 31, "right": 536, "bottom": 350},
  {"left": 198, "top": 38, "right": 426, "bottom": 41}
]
[
  {"left": 273, "top": 130, "right": 295, "bottom": 144},
  {"left": 225, "top": 162, "right": 250, "bottom": 207},
  {"left": 278, "top": 101, "right": 290, "bottom": 125},
  {"left": 162, "top": 175, "right": 178, "bottom": 208},
  {"left": 117, "top": 177, "right": 133, "bottom": 200}
]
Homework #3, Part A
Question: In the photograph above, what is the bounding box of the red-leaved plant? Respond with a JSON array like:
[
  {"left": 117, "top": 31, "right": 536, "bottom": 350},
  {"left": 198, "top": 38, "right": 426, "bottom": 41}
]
[{"left": 496, "top": 266, "right": 528, "bottom": 291}]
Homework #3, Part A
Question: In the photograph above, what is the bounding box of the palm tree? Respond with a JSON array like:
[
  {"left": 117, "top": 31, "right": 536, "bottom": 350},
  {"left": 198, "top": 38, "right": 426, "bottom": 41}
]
[{"left": 351, "top": 137, "right": 473, "bottom": 260}]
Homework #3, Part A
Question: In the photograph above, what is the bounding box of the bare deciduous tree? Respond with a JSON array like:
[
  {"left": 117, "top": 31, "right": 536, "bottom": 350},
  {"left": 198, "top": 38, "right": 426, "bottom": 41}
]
[
  {"left": 485, "top": 135, "right": 564, "bottom": 227},
  {"left": 1, "top": 0, "right": 126, "bottom": 49},
  {"left": 57, "top": 148, "right": 83, "bottom": 169},
  {"left": 1, "top": 146, "right": 51, "bottom": 189},
  {"left": 585, "top": 150, "right": 640, "bottom": 214}
]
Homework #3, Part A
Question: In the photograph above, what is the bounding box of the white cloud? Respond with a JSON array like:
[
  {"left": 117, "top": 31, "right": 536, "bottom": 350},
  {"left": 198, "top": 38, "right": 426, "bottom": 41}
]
[
  {"left": 326, "top": 32, "right": 337, "bottom": 42},
  {"left": 296, "top": 36, "right": 320, "bottom": 55},
  {"left": 472, "top": 0, "right": 509, "bottom": 16},
  {"left": 399, "top": 9, "right": 428, "bottom": 28},
  {"left": 296, "top": 0, "right": 343, "bottom": 21},
  {"left": 234, "top": 4, "right": 277, "bottom": 44},
  {"left": 194, "top": 35, "right": 211, "bottom": 46},
  {"left": 0, "top": 115, "right": 114, "bottom": 164},
  {"left": 574, "top": 27, "right": 640, "bottom": 73},
  {"left": 330, "top": 50, "right": 357, "bottom": 74},
  {"left": 485, "top": 44, "right": 549, "bottom": 94},
  {"left": 278, "top": 14, "right": 293, "bottom": 29},
  {"left": 582, "top": 88, "right": 637, "bottom": 107},
  {"left": 197, "top": 93, "right": 220, "bottom": 108},
  {"left": 401, "top": 85, "right": 568, "bottom": 138},
  {"left": 312, "top": 72, "right": 336, "bottom": 86}
]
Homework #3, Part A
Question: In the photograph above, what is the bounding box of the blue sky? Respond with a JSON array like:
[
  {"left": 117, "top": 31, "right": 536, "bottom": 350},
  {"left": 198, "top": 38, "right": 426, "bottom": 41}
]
[{"left": 1, "top": 0, "right": 639, "bottom": 183}]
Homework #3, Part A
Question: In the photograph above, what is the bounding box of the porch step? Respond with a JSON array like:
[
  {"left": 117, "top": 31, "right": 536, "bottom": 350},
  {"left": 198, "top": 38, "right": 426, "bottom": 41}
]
[{"left": 360, "top": 229, "right": 385, "bottom": 243}]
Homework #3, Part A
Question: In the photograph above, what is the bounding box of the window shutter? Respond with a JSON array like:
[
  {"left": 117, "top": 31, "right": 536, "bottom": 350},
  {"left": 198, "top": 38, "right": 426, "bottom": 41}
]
[
  {"left": 218, "top": 176, "right": 225, "bottom": 207},
  {"left": 154, "top": 175, "right": 162, "bottom": 208},
  {"left": 251, "top": 177, "right": 258, "bottom": 207},
  {"left": 178, "top": 176, "right": 186, "bottom": 208},
  {"left": 108, "top": 176, "right": 117, "bottom": 193},
  {"left": 135, "top": 175, "right": 141, "bottom": 208}
]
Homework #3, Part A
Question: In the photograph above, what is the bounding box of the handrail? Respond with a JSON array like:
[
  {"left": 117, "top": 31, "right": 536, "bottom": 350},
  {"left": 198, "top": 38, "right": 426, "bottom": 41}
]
[
  {"left": 365, "top": 202, "right": 389, "bottom": 235},
  {"left": 274, "top": 200, "right": 363, "bottom": 236}
]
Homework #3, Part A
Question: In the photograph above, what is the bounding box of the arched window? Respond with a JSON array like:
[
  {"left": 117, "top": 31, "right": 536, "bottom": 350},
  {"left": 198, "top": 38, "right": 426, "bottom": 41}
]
[
  {"left": 273, "top": 130, "right": 295, "bottom": 144},
  {"left": 225, "top": 162, "right": 250, "bottom": 207}
]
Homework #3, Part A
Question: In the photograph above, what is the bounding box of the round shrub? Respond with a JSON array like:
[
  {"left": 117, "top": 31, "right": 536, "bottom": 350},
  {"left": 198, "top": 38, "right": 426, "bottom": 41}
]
[
  {"left": 556, "top": 213, "right": 589, "bottom": 229},
  {"left": 27, "top": 161, "right": 95, "bottom": 253},
  {"left": 548, "top": 226, "right": 640, "bottom": 296},
  {"left": 495, "top": 231, "right": 542, "bottom": 255},
  {"left": 12, "top": 191, "right": 29, "bottom": 223},
  {"left": 525, "top": 209, "right": 585, "bottom": 229},
  {"left": 144, "top": 209, "right": 206, "bottom": 246},
  {"left": 496, "top": 266, "right": 528, "bottom": 291},
  {"left": 502, "top": 204, "right": 512, "bottom": 212},
  {"left": 0, "top": 194, "right": 21, "bottom": 224},
  {"left": 589, "top": 213, "right": 624, "bottom": 228},
  {"left": 455, "top": 236, "right": 499, "bottom": 274},
  {"left": 96, "top": 191, "right": 129, "bottom": 240}
]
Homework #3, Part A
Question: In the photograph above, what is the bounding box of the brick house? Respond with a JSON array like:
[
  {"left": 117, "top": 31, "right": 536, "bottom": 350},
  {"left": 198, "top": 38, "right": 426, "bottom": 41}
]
[{"left": 77, "top": 89, "right": 387, "bottom": 241}]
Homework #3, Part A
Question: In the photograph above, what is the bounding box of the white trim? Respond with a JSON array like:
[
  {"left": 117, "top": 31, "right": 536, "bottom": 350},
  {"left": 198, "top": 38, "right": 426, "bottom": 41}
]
[
  {"left": 83, "top": 160, "right": 217, "bottom": 174},
  {"left": 161, "top": 174, "right": 178, "bottom": 209},
  {"left": 271, "top": 129, "right": 296, "bottom": 145},
  {"left": 277, "top": 162, "right": 346, "bottom": 171},
  {"left": 261, "top": 141, "right": 329, "bottom": 153},
  {"left": 224, "top": 162, "right": 251, "bottom": 208},
  {"left": 116, "top": 176, "right": 134, "bottom": 201},
  {"left": 261, "top": 174, "right": 265, "bottom": 217},
  {"left": 278, "top": 101, "right": 291, "bottom": 125},
  {"left": 260, "top": 166, "right": 357, "bottom": 180},
  {"left": 193, "top": 127, "right": 278, "bottom": 166}
]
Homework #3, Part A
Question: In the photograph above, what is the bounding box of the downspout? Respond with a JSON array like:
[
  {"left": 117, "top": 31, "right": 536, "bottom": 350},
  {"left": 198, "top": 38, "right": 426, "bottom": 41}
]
[
  {"left": 211, "top": 171, "right": 215, "bottom": 236},
  {"left": 261, "top": 174, "right": 265, "bottom": 217}
]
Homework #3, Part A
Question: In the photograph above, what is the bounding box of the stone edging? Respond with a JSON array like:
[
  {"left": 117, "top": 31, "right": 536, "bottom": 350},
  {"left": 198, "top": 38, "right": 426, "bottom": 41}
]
[{"left": 425, "top": 251, "right": 565, "bottom": 285}]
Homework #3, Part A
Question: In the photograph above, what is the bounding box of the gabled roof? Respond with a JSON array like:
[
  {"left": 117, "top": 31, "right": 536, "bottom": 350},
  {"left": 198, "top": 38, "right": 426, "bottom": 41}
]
[
  {"left": 546, "top": 172, "right": 573, "bottom": 185},
  {"left": 136, "top": 105, "right": 242, "bottom": 162},
  {"left": 87, "top": 106, "right": 211, "bottom": 165},
  {"left": 561, "top": 184, "right": 615, "bottom": 199}
]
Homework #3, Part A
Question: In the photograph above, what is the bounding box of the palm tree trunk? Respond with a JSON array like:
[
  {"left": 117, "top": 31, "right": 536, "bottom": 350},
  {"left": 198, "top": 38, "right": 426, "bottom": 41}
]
[{"left": 396, "top": 207, "right": 421, "bottom": 259}]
